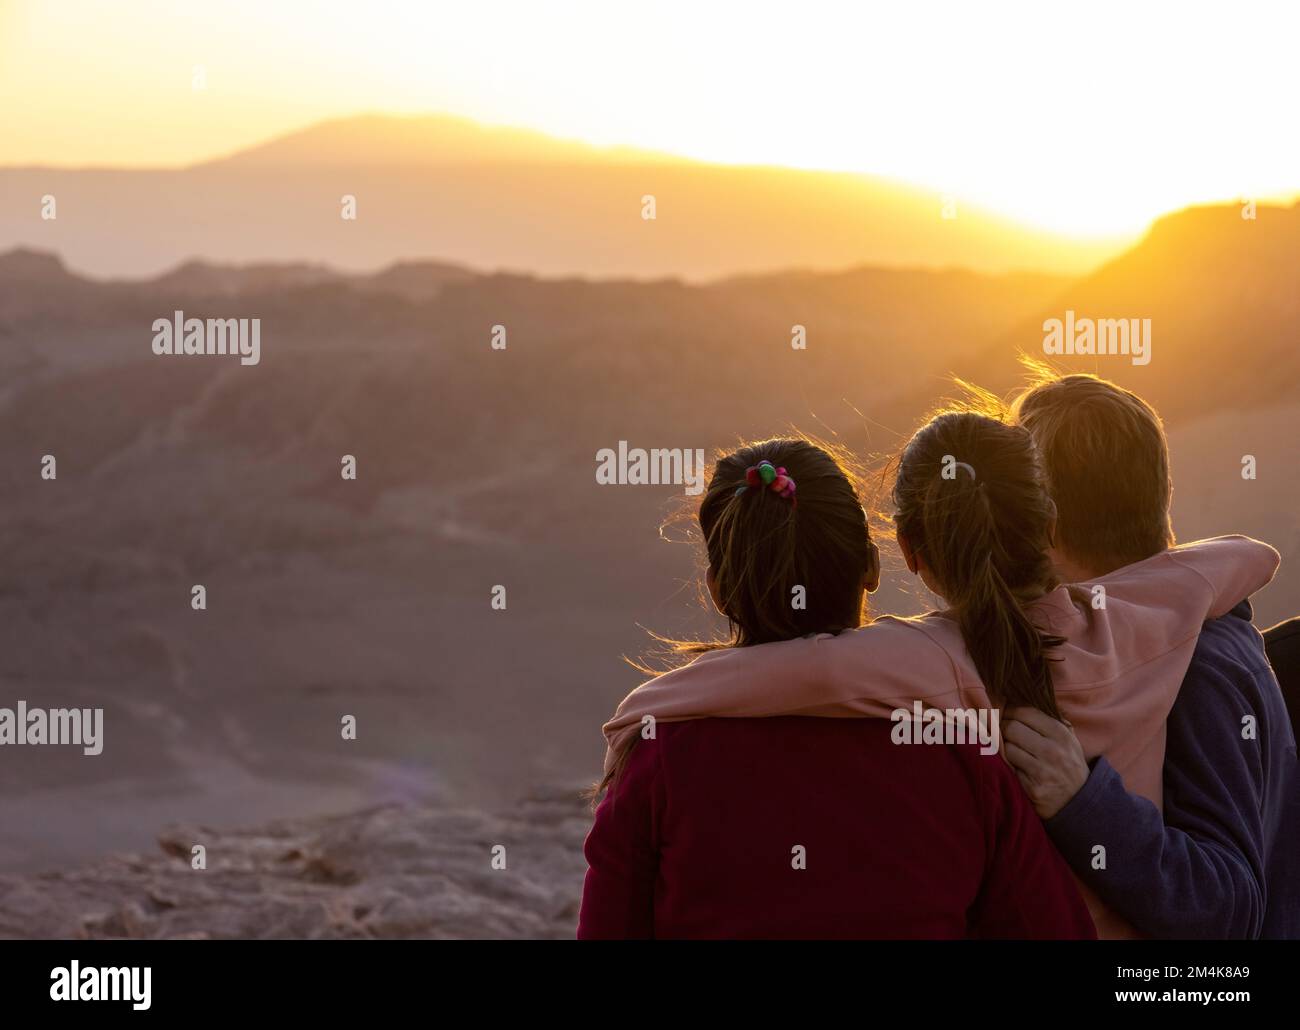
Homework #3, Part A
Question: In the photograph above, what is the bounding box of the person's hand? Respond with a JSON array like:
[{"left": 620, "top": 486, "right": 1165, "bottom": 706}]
[{"left": 1002, "top": 707, "right": 1090, "bottom": 819}]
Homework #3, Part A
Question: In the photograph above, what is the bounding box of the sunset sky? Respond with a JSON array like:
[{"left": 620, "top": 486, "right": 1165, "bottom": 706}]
[{"left": 3, "top": 0, "right": 1298, "bottom": 236}]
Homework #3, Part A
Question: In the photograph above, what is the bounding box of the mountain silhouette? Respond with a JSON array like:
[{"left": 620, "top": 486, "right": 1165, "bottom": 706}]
[{"left": 1, "top": 113, "right": 1125, "bottom": 280}]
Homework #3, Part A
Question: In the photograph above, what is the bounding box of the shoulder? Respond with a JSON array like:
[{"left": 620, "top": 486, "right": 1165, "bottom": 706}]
[
  {"left": 869, "top": 613, "right": 972, "bottom": 676},
  {"left": 1174, "top": 606, "right": 1284, "bottom": 721},
  {"left": 653, "top": 715, "right": 898, "bottom": 752},
  {"left": 653, "top": 716, "right": 997, "bottom": 795},
  {"left": 1188, "top": 606, "right": 1273, "bottom": 686}
]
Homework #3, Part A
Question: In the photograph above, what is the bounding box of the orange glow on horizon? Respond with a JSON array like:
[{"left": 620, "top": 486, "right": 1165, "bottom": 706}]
[{"left": 2, "top": 0, "right": 1298, "bottom": 238}]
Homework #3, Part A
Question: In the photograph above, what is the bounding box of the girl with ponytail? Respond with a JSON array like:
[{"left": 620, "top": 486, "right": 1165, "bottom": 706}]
[
  {"left": 892, "top": 412, "right": 1064, "bottom": 721},
  {"left": 590, "top": 408, "right": 1279, "bottom": 939}
]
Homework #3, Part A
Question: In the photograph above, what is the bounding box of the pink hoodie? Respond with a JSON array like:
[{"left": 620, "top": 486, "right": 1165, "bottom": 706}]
[{"left": 602, "top": 535, "right": 1280, "bottom": 939}]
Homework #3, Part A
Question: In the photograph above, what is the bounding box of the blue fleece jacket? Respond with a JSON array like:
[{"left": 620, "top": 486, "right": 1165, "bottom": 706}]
[{"left": 1046, "top": 601, "right": 1300, "bottom": 939}]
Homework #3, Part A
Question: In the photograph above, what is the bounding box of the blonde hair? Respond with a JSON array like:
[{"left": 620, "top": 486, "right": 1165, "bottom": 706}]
[{"left": 1011, "top": 360, "right": 1174, "bottom": 574}]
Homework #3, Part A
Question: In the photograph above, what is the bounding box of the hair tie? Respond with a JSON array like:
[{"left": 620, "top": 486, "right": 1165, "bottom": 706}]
[{"left": 734, "top": 459, "right": 797, "bottom": 503}]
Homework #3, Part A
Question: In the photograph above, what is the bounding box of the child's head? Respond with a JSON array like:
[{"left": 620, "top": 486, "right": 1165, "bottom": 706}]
[
  {"left": 597, "top": 437, "right": 877, "bottom": 799},
  {"left": 892, "top": 410, "right": 1063, "bottom": 718},
  {"left": 699, "top": 438, "right": 879, "bottom": 646},
  {"left": 1011, "top": 369, "right": 1174, "bottom": 578}
]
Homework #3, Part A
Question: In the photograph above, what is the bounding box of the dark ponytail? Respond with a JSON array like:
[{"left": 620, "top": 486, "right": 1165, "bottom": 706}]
[
  {"left": 596, "top": 437, "right": 875, "bottom": 798},
  {"left": 695, "top": 438, "right": 872, "bottom": 647},
  {"left": 893, "top": 412, "right": 1063, "bottom": 718}
]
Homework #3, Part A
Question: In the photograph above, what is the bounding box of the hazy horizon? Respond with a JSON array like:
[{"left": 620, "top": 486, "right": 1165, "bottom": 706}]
[
  {"left": 7, "top": 108, "right": 1300, "bottom": 250},
  {"left": 5, "top": 110, "right": 1150, "bottom": 280}
]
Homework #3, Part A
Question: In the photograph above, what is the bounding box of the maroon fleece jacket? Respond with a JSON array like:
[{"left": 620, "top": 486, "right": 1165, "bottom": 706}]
[{"left": 578, "top": 717, "right": 1097, "bottom": 939}]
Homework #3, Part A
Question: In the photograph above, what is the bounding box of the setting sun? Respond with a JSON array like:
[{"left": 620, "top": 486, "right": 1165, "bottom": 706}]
[{"left": 3, "top": 0, "right": 1297, "bottom": 237}]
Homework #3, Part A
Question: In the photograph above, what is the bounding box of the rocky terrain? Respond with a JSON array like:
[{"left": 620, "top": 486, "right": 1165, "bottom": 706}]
[{"left": 0, "top": 788, "right": 591, "bottom": 939}]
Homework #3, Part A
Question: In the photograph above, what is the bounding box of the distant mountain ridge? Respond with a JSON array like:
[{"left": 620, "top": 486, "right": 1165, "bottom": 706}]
[
  {"left": 203, "top": 113, "right": 682, "bottom": 168},
  {"left": 0, "top": 112, "right": 1127, "bottom": 280},
  {"left": 962, "top": 201, "right": 1300, "bottom": 420}
]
